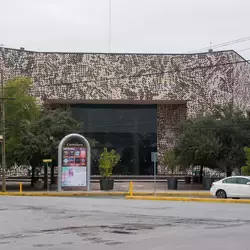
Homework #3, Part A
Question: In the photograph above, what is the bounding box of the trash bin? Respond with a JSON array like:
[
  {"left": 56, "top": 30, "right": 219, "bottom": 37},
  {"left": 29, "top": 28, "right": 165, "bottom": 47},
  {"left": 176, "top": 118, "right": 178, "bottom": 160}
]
[
  {"left": 203, "top": 177, "right": 213, "bottom": 190},
  {"left": 168, "top": 177, "right": 178, "bottom": 190}
]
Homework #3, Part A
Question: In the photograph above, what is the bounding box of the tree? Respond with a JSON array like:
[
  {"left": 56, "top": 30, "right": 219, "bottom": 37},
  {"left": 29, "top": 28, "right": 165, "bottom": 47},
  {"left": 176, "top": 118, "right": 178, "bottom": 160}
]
[
  {"left": 176, "top": 119, "right": 220, "bottom": 167},
  {"left": 210, "top": 105, "right": 250, "bottom": 175},
  {"left": 14, "top": 108, "right": 96, "bottom": 187},
  {"left": 3, "top": 77, "right": 40, "bottom": 166},
  {"left": 242, "top": 147, "right": 250, "bottom": 176},
  {"left": 0, "top": 77, "right": 97, "bottom": 188},
  {"left": 175, "top": 104, "right": 250, "bottom": 178}
]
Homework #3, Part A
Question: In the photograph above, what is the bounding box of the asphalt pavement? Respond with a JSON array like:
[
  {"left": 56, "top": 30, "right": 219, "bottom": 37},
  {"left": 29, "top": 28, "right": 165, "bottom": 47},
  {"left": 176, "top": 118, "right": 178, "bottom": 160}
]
[{"left": 0, "top": 196, "right": 249, "bottom": 249}]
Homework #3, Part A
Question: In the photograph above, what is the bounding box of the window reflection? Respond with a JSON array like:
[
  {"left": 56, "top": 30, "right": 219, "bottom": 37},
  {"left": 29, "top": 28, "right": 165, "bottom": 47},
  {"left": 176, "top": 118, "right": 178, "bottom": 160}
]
[{"left": 70, "top": 104, "right": 157, "bottom": 175}]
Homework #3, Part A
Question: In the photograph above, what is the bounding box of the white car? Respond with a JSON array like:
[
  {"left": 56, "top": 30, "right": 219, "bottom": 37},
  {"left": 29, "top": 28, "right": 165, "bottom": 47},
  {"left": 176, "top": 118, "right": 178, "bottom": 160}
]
[{"left": 210, "top": 176, "right": 250, "bottom": 199}]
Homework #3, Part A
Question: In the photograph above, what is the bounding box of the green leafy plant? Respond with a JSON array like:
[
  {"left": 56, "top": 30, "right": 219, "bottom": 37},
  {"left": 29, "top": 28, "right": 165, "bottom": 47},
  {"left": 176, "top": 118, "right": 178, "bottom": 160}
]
[
  {"left": 242, "top": 147, "right": 250, "bottom": 175},
  {"left": 2, "top": 77, "right": 41, "bottom": 166},
  {"left": 162, "top": 149, "right": 179, "bottom": 175},
  {"left": 99, "top": 148, "right": 120, "bottom": 177},
  {"left": 175, "top": 104, "right": 250, "bottom": 176}
]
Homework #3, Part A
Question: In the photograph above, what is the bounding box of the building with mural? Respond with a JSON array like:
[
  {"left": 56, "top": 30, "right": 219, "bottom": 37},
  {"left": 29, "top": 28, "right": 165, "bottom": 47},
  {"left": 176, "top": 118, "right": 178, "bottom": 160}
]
[{"left": 1, "top": 47, "right": 250, "bottom": 175}]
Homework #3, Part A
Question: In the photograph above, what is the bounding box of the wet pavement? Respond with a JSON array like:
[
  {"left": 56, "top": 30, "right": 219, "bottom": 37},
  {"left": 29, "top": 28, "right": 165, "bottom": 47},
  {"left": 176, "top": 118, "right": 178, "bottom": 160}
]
[{"left": 0, "top": 196, "right": 249, "bottom": 249}]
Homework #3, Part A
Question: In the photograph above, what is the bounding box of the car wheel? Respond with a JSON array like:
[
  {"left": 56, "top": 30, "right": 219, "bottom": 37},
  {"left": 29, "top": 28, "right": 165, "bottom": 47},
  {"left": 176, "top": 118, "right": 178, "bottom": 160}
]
[{"left": 216, "top": 190, "right": 227, "bottom": 199}]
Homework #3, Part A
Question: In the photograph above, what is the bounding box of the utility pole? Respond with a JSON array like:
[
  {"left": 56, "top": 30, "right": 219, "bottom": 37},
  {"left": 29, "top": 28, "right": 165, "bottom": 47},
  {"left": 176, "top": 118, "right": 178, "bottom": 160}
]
[{"left": 0, "top": 69, "right": 6, "bottom": 192}]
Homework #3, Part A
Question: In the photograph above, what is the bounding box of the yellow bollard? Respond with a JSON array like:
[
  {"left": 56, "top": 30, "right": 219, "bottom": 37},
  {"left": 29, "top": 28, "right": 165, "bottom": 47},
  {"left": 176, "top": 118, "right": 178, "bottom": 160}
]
[
  {"left": 129, "top": 181, "right": 133, "bottom": 197},
  {"left": 19, "top": 182, "right": 22, "bottom": 193}
]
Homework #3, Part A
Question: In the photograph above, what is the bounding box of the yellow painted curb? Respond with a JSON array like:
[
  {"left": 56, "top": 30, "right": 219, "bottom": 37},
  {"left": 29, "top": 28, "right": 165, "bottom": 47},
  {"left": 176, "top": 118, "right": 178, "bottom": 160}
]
[
  {"left": 125, "top": 196, "right": 250, "bottom": 204},
  {"left": 137, "top": 192, "right": 211, "bottom": 197},
  {"left": 0, "top": 192, "right": 129, "bottom": 197},
  {"left": 0, "top": 191, "right": 211, "bottom": 197}
]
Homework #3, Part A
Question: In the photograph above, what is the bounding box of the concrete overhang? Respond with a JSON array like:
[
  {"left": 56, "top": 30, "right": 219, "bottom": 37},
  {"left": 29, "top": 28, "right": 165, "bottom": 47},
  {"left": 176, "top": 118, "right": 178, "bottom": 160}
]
[{"left": 44, "top": 99, "right": 188, "bottom": 105}]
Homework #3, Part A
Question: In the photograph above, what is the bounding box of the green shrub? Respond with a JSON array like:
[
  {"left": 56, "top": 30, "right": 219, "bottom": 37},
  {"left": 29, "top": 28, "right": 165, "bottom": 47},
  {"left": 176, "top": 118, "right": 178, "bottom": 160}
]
[
  {"left": 162, "top": 149, "right": 179, "bottom": 175},
  {"left": 242, "top": 147, "right": 250, "bottom": 175},
  {"left": 99, "top": 148, "right": 120, "bottom": 177}
]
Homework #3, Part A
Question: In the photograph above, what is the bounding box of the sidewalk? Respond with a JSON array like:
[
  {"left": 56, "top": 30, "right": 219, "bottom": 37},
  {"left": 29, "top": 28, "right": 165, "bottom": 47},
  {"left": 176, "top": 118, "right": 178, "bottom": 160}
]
[
  {"left": 1, "top": 180, "right": 205, "bottom": 192},
  {"left": 0, "top": 180, "right": 211, "bottom": 197},
  {"left": 0, "top": 190, "right": 210, "bottom": 197}
]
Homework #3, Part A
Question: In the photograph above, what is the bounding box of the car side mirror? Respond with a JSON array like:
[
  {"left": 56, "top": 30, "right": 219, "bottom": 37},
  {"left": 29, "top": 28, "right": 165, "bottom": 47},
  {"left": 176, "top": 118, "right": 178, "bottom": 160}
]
[{"left": 247, "top": 182, "right": 250, "bottom": 185}]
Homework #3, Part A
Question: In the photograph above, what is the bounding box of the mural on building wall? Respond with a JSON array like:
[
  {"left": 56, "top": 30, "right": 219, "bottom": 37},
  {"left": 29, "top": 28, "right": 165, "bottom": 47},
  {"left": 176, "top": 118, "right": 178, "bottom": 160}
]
[{"left": 1, "top": 48, "right": 250, "bottom": 173}]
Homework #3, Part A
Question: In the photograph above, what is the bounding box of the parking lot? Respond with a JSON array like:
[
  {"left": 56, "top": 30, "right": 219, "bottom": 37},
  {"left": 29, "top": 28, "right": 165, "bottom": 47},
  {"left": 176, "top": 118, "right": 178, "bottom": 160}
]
[{"left": 0, "top": 196, "right": 249, "bottom": 249}]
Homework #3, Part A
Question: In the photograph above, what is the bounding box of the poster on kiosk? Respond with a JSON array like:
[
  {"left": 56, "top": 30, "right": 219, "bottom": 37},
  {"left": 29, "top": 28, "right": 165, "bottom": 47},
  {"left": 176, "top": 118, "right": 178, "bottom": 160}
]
[{"left": 61, "top": 145, "right": 87, "bottom": 187}]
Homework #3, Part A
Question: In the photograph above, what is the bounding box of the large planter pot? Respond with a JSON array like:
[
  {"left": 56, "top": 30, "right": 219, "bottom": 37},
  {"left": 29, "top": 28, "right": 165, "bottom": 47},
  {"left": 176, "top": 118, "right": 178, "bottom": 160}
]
[
  {"left": 167, "top": 177, "right": 178, "bottom": 190},
  {"left": 100, "top": 177, "right": 114, "bottom": 191},
  {"left": 185, "top": 176, "right": 191, "bottom": 184},
  {"left": 203, "top": 177, "right": 213, "bottom": 190}
]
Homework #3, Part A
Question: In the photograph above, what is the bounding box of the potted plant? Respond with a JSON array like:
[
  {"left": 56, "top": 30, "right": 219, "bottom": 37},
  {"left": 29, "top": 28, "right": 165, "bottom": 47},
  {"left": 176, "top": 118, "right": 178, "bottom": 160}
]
[
  {"left": 163, "top": 149, "right": 179, "bottom": 190},
  {"left": 99, "top": 147, "right": 120, "bottom": 191}
]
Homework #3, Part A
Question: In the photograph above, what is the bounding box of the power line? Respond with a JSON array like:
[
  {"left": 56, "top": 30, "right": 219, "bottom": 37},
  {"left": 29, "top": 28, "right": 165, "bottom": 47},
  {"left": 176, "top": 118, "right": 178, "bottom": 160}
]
[
  {"left": 187, "top": 36, "right": 250, "bottom": 53},
  {"left": 238, "top": 47, "right": 250, "bottom": 52},
  {"left": 187, "top": 37, "right": 250, "bottom": 53}
]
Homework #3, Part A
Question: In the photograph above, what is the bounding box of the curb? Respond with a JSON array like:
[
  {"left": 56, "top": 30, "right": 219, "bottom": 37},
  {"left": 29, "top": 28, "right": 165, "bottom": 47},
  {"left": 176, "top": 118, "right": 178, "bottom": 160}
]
[
  {"left": 125, "top": 196, "right": 250, "bottom": 204},
  {"left": 143, "top": 192, "right": 211, "bottom": 197},
  {"left": 0, "top": 191, "right": 211, "bottom": 197},
  {"left": 0, "top": 192, "right": 129, "bottom": 197}
]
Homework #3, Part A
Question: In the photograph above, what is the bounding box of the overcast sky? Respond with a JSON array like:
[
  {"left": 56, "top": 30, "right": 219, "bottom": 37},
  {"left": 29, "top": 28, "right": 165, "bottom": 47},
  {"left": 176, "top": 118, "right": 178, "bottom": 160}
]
[{"left": 0, "top": 0, "right": 250, "bottom": 59}]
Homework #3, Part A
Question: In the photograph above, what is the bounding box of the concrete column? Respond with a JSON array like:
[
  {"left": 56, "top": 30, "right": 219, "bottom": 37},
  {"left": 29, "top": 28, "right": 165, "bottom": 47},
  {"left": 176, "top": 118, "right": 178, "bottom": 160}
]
[{"left": 157, "top": 104, "right": 187, "bottom": 174}]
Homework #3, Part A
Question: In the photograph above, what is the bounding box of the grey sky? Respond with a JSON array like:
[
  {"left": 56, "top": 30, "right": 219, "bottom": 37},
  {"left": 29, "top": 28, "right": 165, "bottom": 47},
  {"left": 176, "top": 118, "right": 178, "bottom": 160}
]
[{"left": 1, "top": 0, "right": 250, "bottom": 59}]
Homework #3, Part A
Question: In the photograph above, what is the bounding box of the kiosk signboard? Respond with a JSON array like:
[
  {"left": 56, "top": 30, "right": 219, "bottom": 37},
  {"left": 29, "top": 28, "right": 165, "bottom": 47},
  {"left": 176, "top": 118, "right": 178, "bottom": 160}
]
[
  {"left": 61, "top": 145, "right": 87, "bottom": 187},
  {"left": 57, "top": 133, "right": 91, "bottom": 192}
]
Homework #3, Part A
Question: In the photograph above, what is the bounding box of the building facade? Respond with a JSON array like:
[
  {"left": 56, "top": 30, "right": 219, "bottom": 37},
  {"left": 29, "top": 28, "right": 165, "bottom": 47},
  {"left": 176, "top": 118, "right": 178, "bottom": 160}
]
[{"left": 1, "top": 48, "right": 250, "bottom": 174}]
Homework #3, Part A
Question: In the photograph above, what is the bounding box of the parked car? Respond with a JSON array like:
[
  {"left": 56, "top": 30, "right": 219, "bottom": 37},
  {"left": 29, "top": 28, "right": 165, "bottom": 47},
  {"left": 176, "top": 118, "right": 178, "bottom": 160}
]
[{"left": 210, "top": 176, "right": 250, "bottom": 199}]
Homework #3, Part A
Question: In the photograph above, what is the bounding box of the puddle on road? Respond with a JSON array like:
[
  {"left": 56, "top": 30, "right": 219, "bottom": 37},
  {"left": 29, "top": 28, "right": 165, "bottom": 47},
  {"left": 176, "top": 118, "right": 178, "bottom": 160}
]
[
  {"left": 0, "top": 241, "right": 10, "bottom": 245},
  {"left": 33, "top": 244, "right": 54, "bottom": 248},
  {"left": 0, "top": 217, "right": 249, "bottom": 246},
  {"left": 111, "top": 230, "right": 134, "bottom": 235}
]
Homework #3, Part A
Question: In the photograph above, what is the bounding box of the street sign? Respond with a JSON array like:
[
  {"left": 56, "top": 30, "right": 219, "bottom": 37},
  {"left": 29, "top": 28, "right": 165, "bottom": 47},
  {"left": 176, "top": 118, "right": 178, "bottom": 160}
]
[
  {"left": 43, "top": 159, "right": 52, "bottom": 163},
  {"left": 151, "top": 152, "right": 157, "bottom": 162},
  {"left": 151, "top": 152, "right": 158, "bottom": 196}
]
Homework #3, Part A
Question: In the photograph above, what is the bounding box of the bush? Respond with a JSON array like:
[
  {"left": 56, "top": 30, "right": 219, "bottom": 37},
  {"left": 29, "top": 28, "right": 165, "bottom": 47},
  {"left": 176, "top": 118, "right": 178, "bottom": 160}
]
[
  {"left": 242, "top": 147, "right": 250, "bottom": 175},
  {"left": 99, "top": 148, "right": 120, "bottom": 177},
  {"left": 162, "top": 149, "right": 179, "bottom": 175}
]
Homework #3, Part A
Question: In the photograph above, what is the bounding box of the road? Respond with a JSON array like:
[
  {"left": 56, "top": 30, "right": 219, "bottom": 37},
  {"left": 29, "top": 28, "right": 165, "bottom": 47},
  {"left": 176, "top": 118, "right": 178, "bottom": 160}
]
[{"left": 0, "top": 197, "right": 249, "bottom": 250}]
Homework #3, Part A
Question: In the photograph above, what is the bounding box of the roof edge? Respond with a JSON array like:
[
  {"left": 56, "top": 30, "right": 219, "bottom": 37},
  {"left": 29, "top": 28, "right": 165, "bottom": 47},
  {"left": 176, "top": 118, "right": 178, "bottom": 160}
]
[{"left": 0, "top": 46, "right": 243, "bottom": 57}]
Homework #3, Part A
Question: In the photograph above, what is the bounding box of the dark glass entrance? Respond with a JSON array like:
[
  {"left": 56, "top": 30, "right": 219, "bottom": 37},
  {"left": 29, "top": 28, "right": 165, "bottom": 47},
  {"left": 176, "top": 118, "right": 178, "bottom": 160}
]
[{"left": 70, "top": 104, "right": 157, "bottom": 175}]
